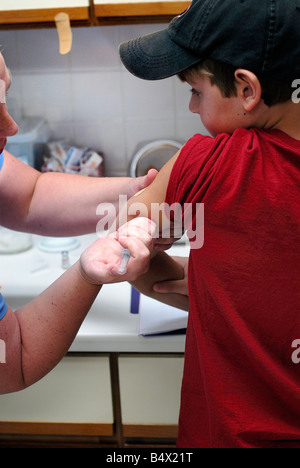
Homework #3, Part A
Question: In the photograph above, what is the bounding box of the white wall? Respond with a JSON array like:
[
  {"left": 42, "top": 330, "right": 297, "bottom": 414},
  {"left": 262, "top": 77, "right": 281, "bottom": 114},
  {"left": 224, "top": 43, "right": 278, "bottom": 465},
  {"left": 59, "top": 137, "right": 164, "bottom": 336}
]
[{"left": 0, "top": 24, "right": 208, "bottom": 176}]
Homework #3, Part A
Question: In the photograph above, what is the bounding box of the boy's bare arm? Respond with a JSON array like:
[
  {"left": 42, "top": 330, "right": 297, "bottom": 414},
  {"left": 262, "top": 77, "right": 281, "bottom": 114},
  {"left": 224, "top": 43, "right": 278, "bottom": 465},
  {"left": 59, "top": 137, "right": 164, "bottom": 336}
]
[
  {"left": 118, "top": 150, "right": 189, "bottom": 311},
  {"left": 132, "top": 251, "right": 189, "bottom": 310}
]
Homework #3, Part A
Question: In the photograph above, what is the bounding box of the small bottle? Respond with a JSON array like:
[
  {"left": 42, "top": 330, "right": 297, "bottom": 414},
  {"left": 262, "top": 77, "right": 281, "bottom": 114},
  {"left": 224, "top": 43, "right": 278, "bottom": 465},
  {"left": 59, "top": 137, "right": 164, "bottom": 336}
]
[{"left": 61, "top": 250, "right": 70, "bottom": 270}]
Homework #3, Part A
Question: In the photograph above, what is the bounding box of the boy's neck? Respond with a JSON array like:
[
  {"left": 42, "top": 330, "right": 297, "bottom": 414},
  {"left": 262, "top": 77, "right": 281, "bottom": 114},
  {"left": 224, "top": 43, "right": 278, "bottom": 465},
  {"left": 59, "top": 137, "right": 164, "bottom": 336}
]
[{"left": 258, "top": 100, "right": 300, "bottom": 141}]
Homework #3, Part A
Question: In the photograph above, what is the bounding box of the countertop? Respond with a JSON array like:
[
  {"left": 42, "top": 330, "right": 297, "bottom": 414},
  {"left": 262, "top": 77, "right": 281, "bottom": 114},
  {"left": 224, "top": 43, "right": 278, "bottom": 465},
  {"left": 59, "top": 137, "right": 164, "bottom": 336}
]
[{"left": 0, "top": 233, "right": 189, "bottom": 354}]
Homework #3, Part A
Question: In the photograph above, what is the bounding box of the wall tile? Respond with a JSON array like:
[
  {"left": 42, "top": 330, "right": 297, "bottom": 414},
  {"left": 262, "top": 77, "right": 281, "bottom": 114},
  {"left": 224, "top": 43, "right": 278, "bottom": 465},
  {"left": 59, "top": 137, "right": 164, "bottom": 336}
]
[
  {"left": 21, "top": 73, "right": 73, "bottom": 122},
  {"left": 70, "top": 26, "right": 120, "bottom": 72},
  {"left": 71, "top": 70, "right": 123, "bottom": 122},
  {"left": 17, "top": 29, "right": 70, "bottom": 73},
  {"left": 119, "top": 23, "right": 168, "bottom": 43},
  {"left": 122, "top": 72, "right": 175, "bottom": 121},
  {"left": 0, "top": 31, "right": 19, "bottom": 70}
]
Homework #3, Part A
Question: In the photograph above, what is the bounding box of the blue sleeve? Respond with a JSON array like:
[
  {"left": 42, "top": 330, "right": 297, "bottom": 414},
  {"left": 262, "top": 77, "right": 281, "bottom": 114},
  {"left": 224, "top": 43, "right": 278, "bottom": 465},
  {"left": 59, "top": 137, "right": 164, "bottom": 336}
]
[
  {"left": 0, "top": 294, "right": 8, "bottom": 320},
  {"left": 0, "top": 152, "right": 4, "bottom": 171}
]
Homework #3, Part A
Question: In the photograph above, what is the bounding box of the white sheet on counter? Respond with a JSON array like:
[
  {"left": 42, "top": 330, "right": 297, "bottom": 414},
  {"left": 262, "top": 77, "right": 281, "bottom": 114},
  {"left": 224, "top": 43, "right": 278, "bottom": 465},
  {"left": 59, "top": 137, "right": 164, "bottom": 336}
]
[{"left": 138, "top": 294, "right": 188, "bottom": 336}]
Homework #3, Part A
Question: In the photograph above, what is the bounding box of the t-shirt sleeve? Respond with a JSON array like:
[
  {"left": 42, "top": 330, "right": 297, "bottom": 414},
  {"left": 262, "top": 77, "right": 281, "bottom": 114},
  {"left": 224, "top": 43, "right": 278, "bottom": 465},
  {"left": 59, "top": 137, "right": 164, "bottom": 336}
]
[
  {"left": 0, "top": 293, "right": 8, "bottom": 320},
  {"left": 166, "top": 133, "right": 228, "bottom": 207}
]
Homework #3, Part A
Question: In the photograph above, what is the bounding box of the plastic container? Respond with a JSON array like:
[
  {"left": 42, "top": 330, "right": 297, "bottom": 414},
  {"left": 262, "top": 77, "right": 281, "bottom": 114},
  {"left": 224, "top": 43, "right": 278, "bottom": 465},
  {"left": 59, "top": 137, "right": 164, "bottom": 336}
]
[
  {"left": 6, "top": 117, "right": 50, "bottom": 167},
  {"left": 0, "top": 227, "right": 32, "bottom": 254}
]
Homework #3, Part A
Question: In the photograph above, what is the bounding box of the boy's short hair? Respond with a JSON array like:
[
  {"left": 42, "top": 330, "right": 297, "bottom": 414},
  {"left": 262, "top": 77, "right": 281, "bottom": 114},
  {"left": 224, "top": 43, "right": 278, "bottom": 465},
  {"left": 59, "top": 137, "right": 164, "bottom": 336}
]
[{"left": 178, "top": 59, "right": 293, "bottom": 107}]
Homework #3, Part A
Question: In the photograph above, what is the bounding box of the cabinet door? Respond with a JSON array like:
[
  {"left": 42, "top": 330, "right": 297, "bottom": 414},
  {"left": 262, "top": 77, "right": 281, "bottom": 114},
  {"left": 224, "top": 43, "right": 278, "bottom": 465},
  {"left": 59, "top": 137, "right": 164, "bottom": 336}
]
[
  {"left": 0, "top": 1, "right": 90, "bottom": 25},
  {"left": 0, "top": 355, "right": 113, "bottom": 437},
  {"left": 119, "top": 355, "right": 184, "bottom": 438},
  {"left": 94, "top": 0, "right": 190, "bottom": 20},
  {"left": 0, "top": 1, "right": 89, "bottom": 9}
]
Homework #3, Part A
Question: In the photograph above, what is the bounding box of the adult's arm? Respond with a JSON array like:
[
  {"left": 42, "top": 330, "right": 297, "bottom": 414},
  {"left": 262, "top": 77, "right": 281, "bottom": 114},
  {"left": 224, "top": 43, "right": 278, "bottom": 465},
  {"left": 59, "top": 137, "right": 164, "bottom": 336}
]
[
  {"left": 0, "top": 150, "right": 157, "bottom": 236},
  {"left": 0, "top": 218, "right": 154, "bottom": 395},
  {"left": 0, "top": 262, "right": 101, "bottom": 394}
]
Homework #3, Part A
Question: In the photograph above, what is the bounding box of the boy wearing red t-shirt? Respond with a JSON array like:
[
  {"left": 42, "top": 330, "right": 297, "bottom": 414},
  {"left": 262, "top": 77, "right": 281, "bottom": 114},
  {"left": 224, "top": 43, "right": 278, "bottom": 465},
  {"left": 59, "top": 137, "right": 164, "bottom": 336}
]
[{"left": 118, "top": 0, "right": 300, "bottom": 448}]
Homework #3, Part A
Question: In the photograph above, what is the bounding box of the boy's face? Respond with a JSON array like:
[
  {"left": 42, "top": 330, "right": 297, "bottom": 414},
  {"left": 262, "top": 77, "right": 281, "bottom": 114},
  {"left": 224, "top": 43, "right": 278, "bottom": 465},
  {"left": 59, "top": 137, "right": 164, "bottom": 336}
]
[
  {"left": 0, "top": 53, "right": 18, "bottom": 153},
  {"left": 187, "top": 74, "right": 244, "bottom": 136}
]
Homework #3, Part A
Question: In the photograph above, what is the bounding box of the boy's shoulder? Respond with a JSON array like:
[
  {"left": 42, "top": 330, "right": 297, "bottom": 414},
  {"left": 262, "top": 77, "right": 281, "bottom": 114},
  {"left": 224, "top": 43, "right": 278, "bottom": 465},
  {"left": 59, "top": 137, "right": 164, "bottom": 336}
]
[
  {"left": 183, "top": 127, "right": 296, "bottom": 154},
  {"left": 175, "top": 127, "right": 300, "bottom": 178}
]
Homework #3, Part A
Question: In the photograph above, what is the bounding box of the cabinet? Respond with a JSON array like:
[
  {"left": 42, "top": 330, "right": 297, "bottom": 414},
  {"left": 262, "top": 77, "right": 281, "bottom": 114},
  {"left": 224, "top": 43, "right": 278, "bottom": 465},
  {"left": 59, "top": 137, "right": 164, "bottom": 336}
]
[
  {"left": 0, "top": 355, "right": 114, "bottom": 446},
  {"left": 119, "top": 355, "right": 184, "bottom": 440},
  {"left": 0, "top": 0, "right": 90, "bottom": 27},
  {"left": 94, "top": 0, "right": 191, "bottom": 25},
  {"left": 0, "top": 0, "right": 190, "bottom": 28},
  {"left": 0, "top": 353, "right": 184, "bottom": 447}
]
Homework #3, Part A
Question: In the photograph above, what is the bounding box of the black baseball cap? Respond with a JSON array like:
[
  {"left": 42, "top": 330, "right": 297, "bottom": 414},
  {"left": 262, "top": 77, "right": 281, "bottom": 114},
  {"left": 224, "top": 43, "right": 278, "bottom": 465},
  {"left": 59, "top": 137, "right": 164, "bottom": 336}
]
[{"left": 119, "top": 0, "right": 300, "bottom": 82}]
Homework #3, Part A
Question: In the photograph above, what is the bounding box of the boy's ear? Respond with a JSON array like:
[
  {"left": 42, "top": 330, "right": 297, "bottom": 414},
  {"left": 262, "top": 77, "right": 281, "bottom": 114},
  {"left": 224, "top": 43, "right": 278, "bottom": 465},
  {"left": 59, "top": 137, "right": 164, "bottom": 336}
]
[{"left": 234, "top": 69, "right": 262, "bottom": 112}]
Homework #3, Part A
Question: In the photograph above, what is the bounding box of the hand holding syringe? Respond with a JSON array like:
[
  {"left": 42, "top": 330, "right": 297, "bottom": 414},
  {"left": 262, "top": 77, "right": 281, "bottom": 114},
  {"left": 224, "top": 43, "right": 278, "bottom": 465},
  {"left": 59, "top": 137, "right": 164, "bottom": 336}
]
[
  {"left": 118, "top": 218, "right": 156, "bottom": 275},
  {"left": 79, "top": 218, "right": 157, "bottom": 285}
]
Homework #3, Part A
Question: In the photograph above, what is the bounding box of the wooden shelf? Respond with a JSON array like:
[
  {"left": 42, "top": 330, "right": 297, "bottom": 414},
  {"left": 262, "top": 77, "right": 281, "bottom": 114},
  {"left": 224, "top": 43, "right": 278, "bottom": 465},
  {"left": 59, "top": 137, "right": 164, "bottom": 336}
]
[
  {"left": 0, "top": 421, "right": 113, "bottom": 437},
  {"left": 94, "top": 1, "right": 190, "bottom": 17},
  {"left": 0, "top": 7, "right": 90, "bottom": 25},
  {"left": 0, "top": 1, "right": 190, "bottom": 28}
]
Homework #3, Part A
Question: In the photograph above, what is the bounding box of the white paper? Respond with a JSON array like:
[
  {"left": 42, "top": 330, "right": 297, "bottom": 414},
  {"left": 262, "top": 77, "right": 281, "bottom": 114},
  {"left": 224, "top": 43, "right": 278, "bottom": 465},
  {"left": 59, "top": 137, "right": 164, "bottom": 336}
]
[{"left": 139, "top": 294, "right": 188, "bottom": 336}]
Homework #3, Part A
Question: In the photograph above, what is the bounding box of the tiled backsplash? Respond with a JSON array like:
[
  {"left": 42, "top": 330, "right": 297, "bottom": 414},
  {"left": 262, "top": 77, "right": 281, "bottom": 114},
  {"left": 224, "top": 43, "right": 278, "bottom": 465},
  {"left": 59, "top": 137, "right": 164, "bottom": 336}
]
[{"left": 1, "top": 24, "right": 208, "bottom": 176}]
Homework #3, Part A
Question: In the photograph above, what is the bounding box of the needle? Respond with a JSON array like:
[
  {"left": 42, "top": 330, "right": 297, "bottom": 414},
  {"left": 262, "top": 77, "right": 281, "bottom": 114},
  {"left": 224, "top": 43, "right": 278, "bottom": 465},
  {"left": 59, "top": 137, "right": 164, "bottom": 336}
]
[{"left": 118, "top": 248, "right": 131, "bottom": 275}]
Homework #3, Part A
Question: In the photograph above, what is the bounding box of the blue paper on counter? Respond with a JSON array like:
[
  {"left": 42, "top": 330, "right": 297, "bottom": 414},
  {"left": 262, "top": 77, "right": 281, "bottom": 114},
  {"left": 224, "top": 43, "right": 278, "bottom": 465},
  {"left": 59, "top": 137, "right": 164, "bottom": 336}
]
[{"left": 130, "top": 287, "right": 140, "bottom": 314}]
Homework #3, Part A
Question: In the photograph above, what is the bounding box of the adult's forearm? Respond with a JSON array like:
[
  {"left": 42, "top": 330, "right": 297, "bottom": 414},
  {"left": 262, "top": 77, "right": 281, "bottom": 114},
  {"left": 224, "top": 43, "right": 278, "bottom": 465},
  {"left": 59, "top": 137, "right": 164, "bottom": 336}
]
[
  {"left": 0, "top": 262, "right": 101, "bottom": 394},
  {"left": 25, "top": 171, "right": 158, "bottom": 237},
  {"left": 25, "top": 172, "right": 135, "bottom": 236},
  {"left": 0, "top": 151, "right": 157, "bottom": 236}
]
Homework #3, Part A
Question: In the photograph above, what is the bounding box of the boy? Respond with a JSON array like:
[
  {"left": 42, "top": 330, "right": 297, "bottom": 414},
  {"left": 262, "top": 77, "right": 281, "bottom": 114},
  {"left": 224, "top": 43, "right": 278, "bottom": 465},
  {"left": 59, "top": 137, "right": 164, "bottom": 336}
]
[{"left": 118, "top": 0, "right": 300, "bottom": 448}]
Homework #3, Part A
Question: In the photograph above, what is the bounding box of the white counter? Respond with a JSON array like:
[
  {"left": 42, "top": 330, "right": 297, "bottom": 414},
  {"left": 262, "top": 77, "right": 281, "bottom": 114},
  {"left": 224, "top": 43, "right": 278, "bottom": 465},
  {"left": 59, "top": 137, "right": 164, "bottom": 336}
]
[{"left": 0, "top": 233, "right": 189, "bottom": 354}]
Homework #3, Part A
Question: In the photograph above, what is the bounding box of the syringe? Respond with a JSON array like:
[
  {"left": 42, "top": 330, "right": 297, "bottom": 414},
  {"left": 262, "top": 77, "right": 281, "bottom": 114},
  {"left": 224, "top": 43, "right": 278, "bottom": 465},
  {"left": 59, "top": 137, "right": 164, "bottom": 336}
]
[{"left": 118, "top": 248, "right": 131, "bottom": 275}]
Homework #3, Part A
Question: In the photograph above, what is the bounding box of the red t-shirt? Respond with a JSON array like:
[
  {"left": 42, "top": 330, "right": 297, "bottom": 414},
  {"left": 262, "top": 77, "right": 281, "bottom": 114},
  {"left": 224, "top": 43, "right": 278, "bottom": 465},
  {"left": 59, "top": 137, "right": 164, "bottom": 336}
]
[{"left": 166, "top": 128, "right": 300, "bottom": 448}]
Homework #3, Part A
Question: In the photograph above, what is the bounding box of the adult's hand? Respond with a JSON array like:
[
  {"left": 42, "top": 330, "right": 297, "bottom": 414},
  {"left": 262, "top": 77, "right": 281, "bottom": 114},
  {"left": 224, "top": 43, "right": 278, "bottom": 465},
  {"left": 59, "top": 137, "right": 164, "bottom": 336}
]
[
  {"left": 126, "top": 169, "right": 158, "bottom": 199},
  {"left": 79, "top": 218, "right": 157, "bottom": 284}
]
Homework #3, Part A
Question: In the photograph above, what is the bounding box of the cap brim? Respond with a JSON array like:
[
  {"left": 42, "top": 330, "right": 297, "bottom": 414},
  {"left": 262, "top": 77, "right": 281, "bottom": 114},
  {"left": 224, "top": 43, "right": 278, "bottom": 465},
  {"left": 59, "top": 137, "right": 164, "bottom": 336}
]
[{"left": 119, "top": 28, "right": 202, "bottom": 81}]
